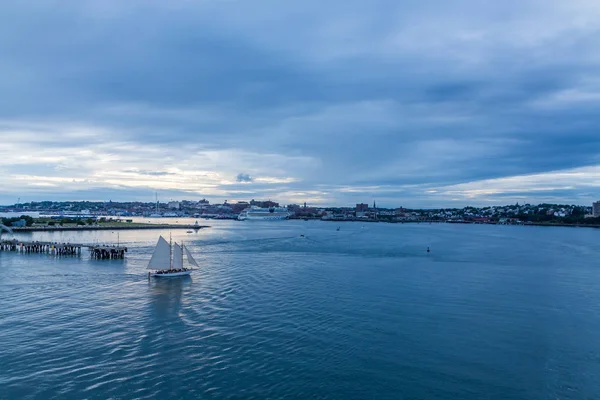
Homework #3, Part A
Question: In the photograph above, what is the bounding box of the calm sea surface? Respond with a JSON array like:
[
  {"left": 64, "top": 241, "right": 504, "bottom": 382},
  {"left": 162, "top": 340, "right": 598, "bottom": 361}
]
[{"left": 2, "top": 220, "right": 600, "bottom": 399}]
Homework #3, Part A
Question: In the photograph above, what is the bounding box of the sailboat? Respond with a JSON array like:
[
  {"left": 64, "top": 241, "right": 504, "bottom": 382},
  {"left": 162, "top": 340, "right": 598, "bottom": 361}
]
[{"left": 147, "top": 235, "right": 200, "bottom": 277}]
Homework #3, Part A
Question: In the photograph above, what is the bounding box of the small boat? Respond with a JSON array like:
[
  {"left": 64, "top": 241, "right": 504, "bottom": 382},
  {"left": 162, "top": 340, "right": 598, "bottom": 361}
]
[
  {"left": 147, "top": 235, "right": 200, "bottom": 278},
  {"left": 187, "top": 230, "right": 193, "bottom": 233}
]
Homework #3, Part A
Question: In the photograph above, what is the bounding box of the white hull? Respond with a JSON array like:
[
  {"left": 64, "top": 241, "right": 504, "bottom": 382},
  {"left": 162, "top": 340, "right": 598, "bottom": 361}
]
[
  {"left": 238, "top": 215, "right": 289, "bottom": 221},
  {"left": 238, "top": 206, "right": 291, "bottom": 221},
  {"left": 150, "top": 270, "right": 192, "bottom": 277}
]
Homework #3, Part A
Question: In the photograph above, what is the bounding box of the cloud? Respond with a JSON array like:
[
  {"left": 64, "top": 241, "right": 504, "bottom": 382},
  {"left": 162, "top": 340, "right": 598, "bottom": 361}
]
[
  {"left": 0, "top": 1, "right": 599, "bottom": 206},
  {"left": 122, "top": 169, "right": 177, "bottom": 176},
  {"left": 236, "top": 173, "right": 253, "bottom": 183}
]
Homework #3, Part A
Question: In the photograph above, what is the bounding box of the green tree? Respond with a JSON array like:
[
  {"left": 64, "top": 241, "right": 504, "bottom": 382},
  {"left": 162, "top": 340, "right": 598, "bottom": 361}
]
[
  {"left": 571, "top": 207, "right": 585, "bottom": 217},
  {"left": 20, "top": 215, "right": 34, "bottom": 226}
]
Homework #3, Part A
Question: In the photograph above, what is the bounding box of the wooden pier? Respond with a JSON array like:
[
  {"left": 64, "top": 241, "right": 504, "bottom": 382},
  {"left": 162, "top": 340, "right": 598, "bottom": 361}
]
[
  {"left": 0, "top": 240, "right": 83, "bottom": 255},
  {"left": 0, "top": 240, "right": 127, "bottom": 259},
  {"left": 89, "top": 245, "right": 127, "bottom": 260}
]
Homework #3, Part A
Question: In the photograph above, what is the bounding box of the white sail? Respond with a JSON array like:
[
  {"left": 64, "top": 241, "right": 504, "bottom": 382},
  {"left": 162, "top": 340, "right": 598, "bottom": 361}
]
[
  {"left": 184, "top": 245, "right": 200, "bottom": 268},
  {"left": 172, "top": 242, "right": 183, "bottom": 270},
  {"left": 147, "top": 236, "right": 171, "bottom": 270}
]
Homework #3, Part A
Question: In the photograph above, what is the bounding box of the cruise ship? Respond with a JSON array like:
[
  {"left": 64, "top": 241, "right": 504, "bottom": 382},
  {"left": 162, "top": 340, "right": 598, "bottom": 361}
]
[{"left": 238, "top": 206, "right": 291, "bottom": 221}]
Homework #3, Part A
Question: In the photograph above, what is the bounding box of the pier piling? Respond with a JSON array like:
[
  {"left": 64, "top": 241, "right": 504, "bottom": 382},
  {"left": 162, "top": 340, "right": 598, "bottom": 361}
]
[
  {"left": 89, "top": 245, "right": 127, "bottom": 260},
  {"left": 0, "top": 240, "right": 126, "bottom": 259}
]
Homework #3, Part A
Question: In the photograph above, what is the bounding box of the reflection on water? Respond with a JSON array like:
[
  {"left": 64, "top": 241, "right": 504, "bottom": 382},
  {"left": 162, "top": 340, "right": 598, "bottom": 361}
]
[{"left": 148, "top": 276, "right": 191, "bottom": 319}]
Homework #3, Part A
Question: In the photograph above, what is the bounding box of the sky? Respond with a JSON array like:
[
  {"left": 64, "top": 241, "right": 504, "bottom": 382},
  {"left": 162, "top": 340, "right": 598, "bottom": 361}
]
[{"left": 1, "top": 0, "right": 600, "bottom": 207}]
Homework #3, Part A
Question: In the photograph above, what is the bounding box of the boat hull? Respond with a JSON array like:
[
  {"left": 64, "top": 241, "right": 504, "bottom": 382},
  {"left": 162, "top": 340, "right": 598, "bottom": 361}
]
[
  {"left": 238, "top": 215, "right": 289, "bottom": 221},
  {"left": 150, "top": 270, "right": 192, "bottom": 277},
  {"left": 238, "top": 206, "right": 291, "bottom": 220}
]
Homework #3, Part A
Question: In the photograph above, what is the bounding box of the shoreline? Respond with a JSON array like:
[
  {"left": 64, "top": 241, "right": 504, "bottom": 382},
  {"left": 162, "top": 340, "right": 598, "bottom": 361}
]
[
  {"left": 315, "top": 218, "right": 600, "bottom": 228},
  {"left": 10, "top": 224, "right": 210, "bottom": 232},
  {"left": 5, "top": 219, "right": 600, "bottom": 232}
]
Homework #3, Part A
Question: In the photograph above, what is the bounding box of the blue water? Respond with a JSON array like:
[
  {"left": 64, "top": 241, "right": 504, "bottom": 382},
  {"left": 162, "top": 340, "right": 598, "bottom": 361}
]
[{"left": 2, "top": 221, "right": 600, "bottom": 399}]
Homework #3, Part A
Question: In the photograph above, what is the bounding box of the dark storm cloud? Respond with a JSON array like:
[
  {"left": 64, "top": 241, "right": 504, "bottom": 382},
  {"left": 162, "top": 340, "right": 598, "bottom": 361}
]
[{"left": 1, "top": 0, "right": 600, "bottom": 206}]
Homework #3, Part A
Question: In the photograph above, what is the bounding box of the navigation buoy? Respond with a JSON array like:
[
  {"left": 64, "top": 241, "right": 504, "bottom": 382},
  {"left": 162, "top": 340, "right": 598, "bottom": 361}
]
[{"left": 427, "top": 247, "right": 430, "bottom": 253}]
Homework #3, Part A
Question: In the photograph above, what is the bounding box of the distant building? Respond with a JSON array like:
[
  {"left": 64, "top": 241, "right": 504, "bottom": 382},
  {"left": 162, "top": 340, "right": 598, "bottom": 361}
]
[
  {"left": 356, "top": 203, "right": 368, "bottom": 212},
  {"left": 231, "top": 203, "right": 249, "bottom": 213},
  {"left": 249, "top": 200, "right": 280, "bottom": 208},
  {"left": 11, "top": 219, "right": 26, "bottom": 227},
  {"left": 593, "top": 201, "right": 600, "bottom": 217},
  {"left": 168, "top": 201, "right": 180, "bottom": 210}
]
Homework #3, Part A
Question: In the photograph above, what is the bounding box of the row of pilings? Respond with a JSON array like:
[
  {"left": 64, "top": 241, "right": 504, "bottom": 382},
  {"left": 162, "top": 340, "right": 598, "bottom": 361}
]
[
  {"left": 0, "top": 240, "right": 128, "bottom": 259},
  {"left": 89, "top": 246, "right": 127, "bottom": 259},
  {"left": 0, "top": 240, "right": 82, "bottom": 255}
]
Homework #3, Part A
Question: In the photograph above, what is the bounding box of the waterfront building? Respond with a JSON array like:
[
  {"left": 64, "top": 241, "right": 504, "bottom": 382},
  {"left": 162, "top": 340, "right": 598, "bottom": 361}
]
[
  {"left": 287, "top": 204, "right": 301, "bottom": 212},
  {"left": 250, "top": 199, "right": 280, "bottom": 208},
  {"left": 356, "top": 203, "right": 368, "bottom": 212},
  {"left": 231, "top": 202, "right": 249, "bottom": 214},
  {"left": 593, "top": 201, "right": 600, "bottom": 217},
  {"left": 168, "top": 201, "right": 180, "bottom": 210}
]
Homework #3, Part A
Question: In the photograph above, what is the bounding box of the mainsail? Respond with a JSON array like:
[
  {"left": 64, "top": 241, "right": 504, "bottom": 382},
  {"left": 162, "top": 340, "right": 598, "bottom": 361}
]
[
  {"left": 184, "top": 245, "right": 200, "bottom": 268},
  {"left": 172, "top": 242, "right": 183, "bottom": 269},
  {"left": 147, "top": 236, "right": 171, "bottom": 270}
]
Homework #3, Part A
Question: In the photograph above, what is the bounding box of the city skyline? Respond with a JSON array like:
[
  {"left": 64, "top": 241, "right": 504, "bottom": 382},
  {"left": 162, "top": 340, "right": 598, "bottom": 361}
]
[
  {"left": 1, "top": 1, "right": 600, "bottom": 207},
  {"left": 1, "top": 197, "right": 597, "bottom": 212}
]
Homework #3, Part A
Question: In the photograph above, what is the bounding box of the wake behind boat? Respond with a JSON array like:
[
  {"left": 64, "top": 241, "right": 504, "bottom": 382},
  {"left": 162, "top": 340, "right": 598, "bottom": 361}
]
[{"left": 147, "top": 235, "right": 200, "bottom": 278}]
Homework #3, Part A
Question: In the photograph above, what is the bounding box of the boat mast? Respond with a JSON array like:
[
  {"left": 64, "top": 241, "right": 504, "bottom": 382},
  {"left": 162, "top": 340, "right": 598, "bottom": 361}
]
[{"left": 169, "top": 232, "right": 173, "bottom": 270}]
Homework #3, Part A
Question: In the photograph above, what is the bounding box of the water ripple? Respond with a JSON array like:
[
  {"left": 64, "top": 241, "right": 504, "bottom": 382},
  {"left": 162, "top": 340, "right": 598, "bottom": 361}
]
[{"left": 2, "top": 222, "right": 600, "bottom": 399}]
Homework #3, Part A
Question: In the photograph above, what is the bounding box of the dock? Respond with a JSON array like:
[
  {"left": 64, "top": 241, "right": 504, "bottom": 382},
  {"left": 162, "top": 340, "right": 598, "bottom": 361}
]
[
  {"left": 89, "top": 245, "right": 127, "bottom": 259},
  {"left": 0, "top": 240, "right": 127, "bottom": 259},
  {"left": 1, "top": 240, "right": 83, "bottom": 255}
]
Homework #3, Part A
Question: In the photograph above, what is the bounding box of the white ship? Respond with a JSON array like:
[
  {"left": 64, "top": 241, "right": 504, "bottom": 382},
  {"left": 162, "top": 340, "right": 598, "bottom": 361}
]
[
  {"left": 238, "top": 206, "right": 291, "bottom": 221},
  {"left": 147, "top": 236, "right": 200, "bottom": 277}
]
